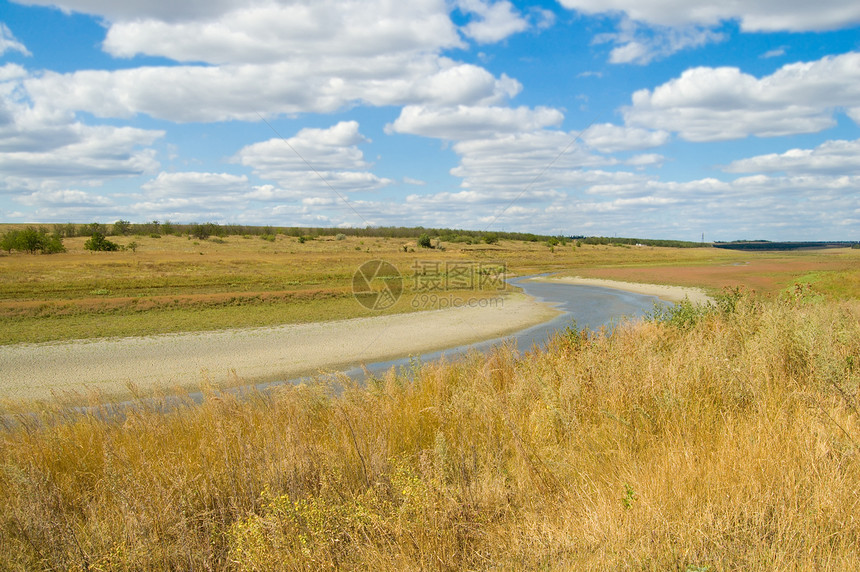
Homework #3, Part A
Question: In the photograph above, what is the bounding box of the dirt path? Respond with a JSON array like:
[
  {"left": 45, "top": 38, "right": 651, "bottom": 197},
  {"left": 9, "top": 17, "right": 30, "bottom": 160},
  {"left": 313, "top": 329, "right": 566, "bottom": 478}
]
[{"left": 0, "top": 293, "right": 559, "bottom": 402}]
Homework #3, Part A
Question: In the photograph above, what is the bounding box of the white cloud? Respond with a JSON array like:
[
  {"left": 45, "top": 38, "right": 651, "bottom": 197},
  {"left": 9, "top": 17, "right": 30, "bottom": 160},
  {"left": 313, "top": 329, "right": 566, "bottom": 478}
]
[
  {"left": 556, "top": 0, "right": 860, "bottom": 32},
  {"left": 725, "top": 139, "right": 860, "bottom": 175},
  {"left": 386, "top": 104, "right": 564, "bottom": 140},
  {"left": 624, "top": 52, "right": 860, "bottom": 141},
  {"left": 581, "top": 123, "right": 669, "bottom": 153},
  {"left": 23, "top": 58, "right": 520, "bottom": 123},
  {"left": 0, "top": 23, "right": 30, "bottom": 56},
  {"left": 15, "top": 189, "right": 112, "bottom": 207},
  {"left": 594, "top": 19, "right": 724, "bottom": 65},
  {"left": 101, "top": 1, "right": 462, "bottom": 64},
  {"left": 456, "top": 0, "right": 529, "bottom": 44},
  {"left": 0, "top": 65, "right": 164, "bottom": 194},
  {"left": 233, "top": 121, "right": 392, "bottom": 195},
  {"left": 448, "top": 130, "right": 644, "bottom": 199},
  {"left": 626, "top": 153, "right": 664, "bottom": 167},
  {"left": 140, "top": 172, "right": 250, "bottom": 198},
  {"left": 762, "top": 47, "right": 787, "bottom": 59}
]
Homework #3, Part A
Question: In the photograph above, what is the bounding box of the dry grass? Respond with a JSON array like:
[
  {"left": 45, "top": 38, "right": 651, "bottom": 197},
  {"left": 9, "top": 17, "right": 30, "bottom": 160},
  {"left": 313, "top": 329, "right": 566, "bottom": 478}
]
[{"left": 2, "top": 290, "right": 859, "bottom": 569}]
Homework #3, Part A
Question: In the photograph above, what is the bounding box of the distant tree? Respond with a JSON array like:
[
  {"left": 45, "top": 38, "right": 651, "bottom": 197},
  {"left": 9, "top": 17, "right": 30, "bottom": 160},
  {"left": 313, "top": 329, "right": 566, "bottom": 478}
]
[
  {"left": 126, "top": 240, "right": 139, "bottom": 253},
  {"left": 190, "top": 224, "right": 210, "bottom": 240},
  {"left": 85, "top": 232, "right": 120, "bottom": 252},
  {"left": 1, "top": 227, "right": 65, "bottom": 254},
  {"left": 113, "top": 220, "right": 131, "bottom": 236},
  {"left": 482, "top": 233, "right": 499, "bottom": 245}
]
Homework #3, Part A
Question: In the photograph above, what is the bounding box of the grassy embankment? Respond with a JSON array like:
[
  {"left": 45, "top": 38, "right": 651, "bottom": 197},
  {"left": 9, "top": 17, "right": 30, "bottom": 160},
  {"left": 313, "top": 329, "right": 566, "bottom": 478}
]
[
  {"left": 1, "top": 281, "right": 859, "bottom": 569},
  {"left": 2, "top": 231, "right": 857, "bottom": 344}
]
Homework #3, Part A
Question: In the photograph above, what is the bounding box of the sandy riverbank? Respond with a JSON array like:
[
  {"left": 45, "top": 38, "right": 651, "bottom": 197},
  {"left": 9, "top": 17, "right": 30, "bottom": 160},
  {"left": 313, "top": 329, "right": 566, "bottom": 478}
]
[
  {"left": 0, "top": 293, "right": 559, "bottom": 402},
  {"left": 534, "top": 276, "right": 713, "bottom": 305}
]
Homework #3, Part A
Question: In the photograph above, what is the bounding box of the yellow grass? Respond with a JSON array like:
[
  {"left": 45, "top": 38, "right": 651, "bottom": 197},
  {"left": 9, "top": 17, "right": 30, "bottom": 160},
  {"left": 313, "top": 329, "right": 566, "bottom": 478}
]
[{"left": 1, "top": 291, "right": 859, "bottom": 569}]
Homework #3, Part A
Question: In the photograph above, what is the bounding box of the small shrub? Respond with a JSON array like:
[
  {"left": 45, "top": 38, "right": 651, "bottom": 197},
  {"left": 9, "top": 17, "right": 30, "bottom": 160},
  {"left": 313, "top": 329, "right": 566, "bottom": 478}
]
[
  {"left": 84, "top": 232, "right": 120, "bottom": 252},
  {"left": 417, "top": 233, "right": 433, "bottom": 248},
  {"left": 336, "top": 233, "right": 347, "bottom": 241}
]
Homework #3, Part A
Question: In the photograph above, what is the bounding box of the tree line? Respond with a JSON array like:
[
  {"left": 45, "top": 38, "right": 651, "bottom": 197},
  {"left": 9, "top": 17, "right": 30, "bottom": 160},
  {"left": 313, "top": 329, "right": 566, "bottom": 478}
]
[{"left": 2, "top": 220, "right": 711, "bottom": 254}]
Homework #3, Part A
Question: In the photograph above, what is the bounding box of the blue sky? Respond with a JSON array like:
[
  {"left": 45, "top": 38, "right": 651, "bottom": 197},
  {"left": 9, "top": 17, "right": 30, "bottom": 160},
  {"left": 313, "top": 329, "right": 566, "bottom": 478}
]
[{"left": 1, "top": 0, "right": 859, "bottom": 241}]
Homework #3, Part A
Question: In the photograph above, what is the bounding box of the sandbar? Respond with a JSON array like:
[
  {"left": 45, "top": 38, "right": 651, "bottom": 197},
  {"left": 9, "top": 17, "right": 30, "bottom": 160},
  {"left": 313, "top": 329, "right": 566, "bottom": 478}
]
[
  {"left": 0, "top": 293, "right": 559, "bottom": 402},
  {"left": 534, "top": 276, "right": 713, "bottom": 305}
]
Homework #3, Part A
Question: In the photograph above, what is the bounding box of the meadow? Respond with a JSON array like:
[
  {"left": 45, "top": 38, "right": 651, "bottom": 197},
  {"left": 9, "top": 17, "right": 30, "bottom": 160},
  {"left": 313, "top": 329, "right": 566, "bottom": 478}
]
[
  {"left": 1, "top": 228, "right": 859, "bottom": 569},
  {"left": 2, "top": 229, "right": 856, "bottom": 344}
]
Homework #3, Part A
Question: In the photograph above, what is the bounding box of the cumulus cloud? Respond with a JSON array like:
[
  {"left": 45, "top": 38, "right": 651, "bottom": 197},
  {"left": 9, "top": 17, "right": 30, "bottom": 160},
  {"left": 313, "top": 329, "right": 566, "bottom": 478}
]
[
  {"left": 725, "top": 139, "right": 860, "bottom": 175},
  {"left": 233, "top": 121, "right": 392, "bottom": 195},
  {"left": 556, "top": 0, "right": 860, "bottom": 32},
  {"left": 23, "top": 58, "right": 520, "bottom": 123},
  {"left": 448, "top": 130, "right": 645, "bottom": 200},
  {"left": 557, "top": 1, "right": 860, "bottom": 64},
  {"left": 624, "top": 52, "right": 860, "bottom": 141},
  {"left": 581, "top": 123, "right": 670, "bottom": 153},
  {"left": 101, "top": 1, "right": 462, "bottom": 64},
  {"left": 12, "top": 1, "right": 523, "bottom": 124},
  {"left": 15, "top": 188, "right": 112, "bottom": 207},
  {"left": 386, "top": 104, "right": 564, "bottom": 140},
  {"left": 140, "top": 172, "right": 250, "bottom": 198},
  {"left": 0, "top": 23, "right": 30, "bottom": 56},
  {"left": 456, "top": 0, "right": 530, "bottom": 44}
]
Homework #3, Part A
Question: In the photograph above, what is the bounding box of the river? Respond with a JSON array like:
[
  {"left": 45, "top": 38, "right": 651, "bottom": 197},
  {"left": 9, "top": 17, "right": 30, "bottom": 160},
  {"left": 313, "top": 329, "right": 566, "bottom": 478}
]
[{"left": 284, "top": 276, "right": 665, "bottom": 386}]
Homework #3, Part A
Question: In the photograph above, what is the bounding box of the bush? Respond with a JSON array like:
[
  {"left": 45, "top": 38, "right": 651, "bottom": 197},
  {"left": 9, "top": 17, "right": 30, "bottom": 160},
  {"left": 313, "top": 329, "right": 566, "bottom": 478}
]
[
  {"left": 84, "top": 232, "right": 120, "bottom": 252},
  {"left": 1, "top": 227, "right": 65, "bottom": 254},
  {"left": 336, "top": 233, "right": 347, "bottom": 241},
  {"left": 417, "top": 233, "right": 433, "bottom": 248}
]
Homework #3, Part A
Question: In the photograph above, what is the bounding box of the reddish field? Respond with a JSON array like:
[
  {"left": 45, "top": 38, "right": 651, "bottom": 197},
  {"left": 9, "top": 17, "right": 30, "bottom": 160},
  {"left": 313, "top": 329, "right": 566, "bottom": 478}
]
[{"left": 569, "top": 252, "right": 856, "bottom": 295}]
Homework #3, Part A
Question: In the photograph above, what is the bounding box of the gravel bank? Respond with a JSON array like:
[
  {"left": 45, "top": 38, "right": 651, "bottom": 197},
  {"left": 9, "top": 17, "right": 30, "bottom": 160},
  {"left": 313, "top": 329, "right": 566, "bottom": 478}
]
[{"left": 0, "top": 293, "right": 558, "bottom": 402}]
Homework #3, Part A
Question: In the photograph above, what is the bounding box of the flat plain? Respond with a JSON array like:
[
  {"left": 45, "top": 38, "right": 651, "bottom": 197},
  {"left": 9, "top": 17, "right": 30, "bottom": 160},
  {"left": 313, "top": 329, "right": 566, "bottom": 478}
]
[{"left": 1, "top": 230, "right": 859, "bottom": 570}]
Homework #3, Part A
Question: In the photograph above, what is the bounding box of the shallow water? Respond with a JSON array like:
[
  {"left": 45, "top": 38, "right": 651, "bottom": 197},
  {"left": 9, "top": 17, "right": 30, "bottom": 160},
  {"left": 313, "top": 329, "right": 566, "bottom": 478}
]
[
  {"left": 2, "top": 277, "right": 668, "bottom": 421},
  {"left": 283, "top": 276, "right": 665, "bottom": 386}
]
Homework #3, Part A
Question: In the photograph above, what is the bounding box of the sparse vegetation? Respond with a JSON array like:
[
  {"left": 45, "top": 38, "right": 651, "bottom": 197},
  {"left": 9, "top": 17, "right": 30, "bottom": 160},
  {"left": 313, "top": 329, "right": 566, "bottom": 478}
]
[{"left": 1, "top": 290, "right": 858, "bottom": 569}]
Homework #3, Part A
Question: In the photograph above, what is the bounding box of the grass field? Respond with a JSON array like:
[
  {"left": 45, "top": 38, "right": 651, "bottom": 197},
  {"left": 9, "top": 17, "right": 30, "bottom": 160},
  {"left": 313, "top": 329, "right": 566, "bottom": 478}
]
[
  {"left": 1, "top": 229, "right": 859, "bottom": 569},
  {"left": 1, "top": 285, "right": 858, "bottom": 569},
  {"left": 2, "top": 230, "right": 857, "bottom": 344}
]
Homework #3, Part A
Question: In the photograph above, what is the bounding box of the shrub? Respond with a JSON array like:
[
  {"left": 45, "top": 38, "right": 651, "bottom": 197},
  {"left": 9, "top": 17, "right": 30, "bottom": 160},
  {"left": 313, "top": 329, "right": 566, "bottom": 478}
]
[
  {"left": 84, "top": 232, "right": 120, "bottom": 252},
  {"left": 417, "top": 233, "right": 433, "bottom": 248},
  {"left": 336, "top": 233, "right": 347, "bottom": 241}
]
